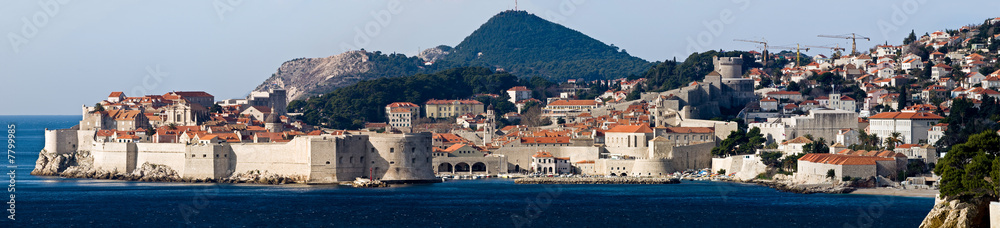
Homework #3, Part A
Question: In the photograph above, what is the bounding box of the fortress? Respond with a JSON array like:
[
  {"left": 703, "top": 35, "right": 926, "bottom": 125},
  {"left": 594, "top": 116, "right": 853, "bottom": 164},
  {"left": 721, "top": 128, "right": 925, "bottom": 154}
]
[
  {"left": 652, "top": 56, "right": 756, "bottom": 120},
  {"left": 41, "top": 127, "right": 438, "bottom": 184}
]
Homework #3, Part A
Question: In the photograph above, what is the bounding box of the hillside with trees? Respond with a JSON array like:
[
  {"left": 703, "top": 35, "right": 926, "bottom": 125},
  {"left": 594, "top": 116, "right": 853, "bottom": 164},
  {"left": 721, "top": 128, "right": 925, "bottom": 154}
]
[
  {"left": 288, "top": 67, "right": 527, "bottom": 129},
  {"left": 443, "top": 10, "right": 651, "bottom": 81}
]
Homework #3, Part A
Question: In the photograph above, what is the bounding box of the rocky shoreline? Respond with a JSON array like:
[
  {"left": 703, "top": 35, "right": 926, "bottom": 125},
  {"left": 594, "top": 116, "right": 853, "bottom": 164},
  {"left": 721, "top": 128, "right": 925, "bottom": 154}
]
[
  {"left": 514, "top": 177, "right": 681, "bottom": 184},
  {"left": 743, "top": 179, "right": 856, "bottom": 194},
  {"left": 32, "top": 151, "right": 305, "bottom": 185}
]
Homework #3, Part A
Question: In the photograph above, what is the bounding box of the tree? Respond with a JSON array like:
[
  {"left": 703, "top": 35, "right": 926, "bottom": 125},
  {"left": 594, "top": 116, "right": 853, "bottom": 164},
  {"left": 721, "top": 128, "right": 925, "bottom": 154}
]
[
  {"left": 827, "top": 169, "right": 836, "bottom": 179},
  {"left": 786, "top": 81, "right": 801, "bottom": 92},
  {"left": 711, "top": 127, "right": 765, "bottom": 157},
  {"left": 760, "top": 151, "right": 783, "bottom": 168},
  {"left": 93, "top": 103, "right": 105, "bottom": 112},
  {"left": 167, "top": 123, "right": 178, "bottom": 131},
  {"left": 210, "top": 104, "right": 223, "bottom": 114},
  {"left": 904, "top": 30, "right": 917, "bottom": 45},
  {"left": 934, "top": 130, "right": 1000, "bottom": 203}
]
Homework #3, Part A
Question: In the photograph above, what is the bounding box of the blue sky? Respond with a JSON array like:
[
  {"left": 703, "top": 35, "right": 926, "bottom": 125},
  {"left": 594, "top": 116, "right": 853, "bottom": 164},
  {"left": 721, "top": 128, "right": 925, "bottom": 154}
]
[{"left": 2, "top": 0, "right": 998, "bottom": 115}]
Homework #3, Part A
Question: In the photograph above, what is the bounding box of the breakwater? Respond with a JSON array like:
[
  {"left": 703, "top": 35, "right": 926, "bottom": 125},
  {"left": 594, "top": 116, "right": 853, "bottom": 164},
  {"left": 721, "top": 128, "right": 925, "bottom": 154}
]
[{"left": 514, "top": 177, "right": 680, "bottom": 184}]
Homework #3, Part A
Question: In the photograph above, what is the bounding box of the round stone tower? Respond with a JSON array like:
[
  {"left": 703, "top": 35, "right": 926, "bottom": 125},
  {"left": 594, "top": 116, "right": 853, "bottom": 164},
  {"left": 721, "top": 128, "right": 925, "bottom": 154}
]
[{"left": 713, "top": 56, "right": 743, "bottom": 79}]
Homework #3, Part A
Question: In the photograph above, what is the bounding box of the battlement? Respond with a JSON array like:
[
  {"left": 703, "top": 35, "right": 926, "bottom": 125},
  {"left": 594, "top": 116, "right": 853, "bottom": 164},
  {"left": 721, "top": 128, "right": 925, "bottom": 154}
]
[{"left": 713, "top": 56, "right": 743, "bottom": 79}]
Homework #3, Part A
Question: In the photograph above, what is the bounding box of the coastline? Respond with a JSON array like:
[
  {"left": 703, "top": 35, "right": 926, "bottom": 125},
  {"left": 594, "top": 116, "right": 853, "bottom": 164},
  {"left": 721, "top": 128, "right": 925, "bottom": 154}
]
[{"left": 848, "top": 187, "right": 938, "bottom": 198}]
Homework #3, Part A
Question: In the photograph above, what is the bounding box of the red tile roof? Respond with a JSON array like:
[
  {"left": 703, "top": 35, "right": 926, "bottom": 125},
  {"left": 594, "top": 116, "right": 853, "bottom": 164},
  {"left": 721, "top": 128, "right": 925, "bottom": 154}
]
[
  {"left": 507, "top": 86, "right": 530, "bottom": 91},
  {"left": 606, "top": 124, "right": 653, "bottom": 133},
  {"left": 868, "top": 112, "right": 944, "bottom": 120},
  {"left": 547, "top": 100, "right": 598, "bottom": 106},
  {"left": 386, "top": 102, "right": 419, "bottom": 108}
]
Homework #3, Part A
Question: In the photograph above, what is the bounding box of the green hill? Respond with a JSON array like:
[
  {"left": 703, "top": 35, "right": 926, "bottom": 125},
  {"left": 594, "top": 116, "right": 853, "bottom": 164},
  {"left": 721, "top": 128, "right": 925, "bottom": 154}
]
[
  {"left": 444, "top": 10, "right": 651, "bottom": 81},
  {"left": 288, "top": 67, "right": 524, "bottom": 129}
]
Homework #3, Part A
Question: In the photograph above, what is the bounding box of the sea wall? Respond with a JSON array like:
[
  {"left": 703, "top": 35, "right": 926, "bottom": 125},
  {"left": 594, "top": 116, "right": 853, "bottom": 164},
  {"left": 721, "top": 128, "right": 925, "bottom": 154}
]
[
  {"left": 43, "top": 129, "right": 78, "bottom": 154},
  {"left": 367, "top": 132, "right": 436, "bottom": 182},
  {"left": 668, "top": 142, "right": 714, "bottom": 171},
  {"left": 493, "top": 146, "right": 601, "bottom": 171}
]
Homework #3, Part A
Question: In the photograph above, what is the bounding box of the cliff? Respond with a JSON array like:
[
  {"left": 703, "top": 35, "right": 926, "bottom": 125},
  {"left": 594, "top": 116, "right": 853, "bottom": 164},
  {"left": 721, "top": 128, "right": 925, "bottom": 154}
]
[
  {"left": 919, "top": 195, "right": 992, "bottom": 228},
  {"left": 253, "top": 50, "right": 375, "bottom": 102}
]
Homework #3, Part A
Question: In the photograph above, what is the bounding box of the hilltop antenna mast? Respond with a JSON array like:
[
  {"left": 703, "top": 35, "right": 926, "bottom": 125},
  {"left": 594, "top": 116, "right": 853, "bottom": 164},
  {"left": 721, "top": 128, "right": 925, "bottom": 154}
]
[{"left": 515, "top": 0, "right": 518, "bottom": 11}]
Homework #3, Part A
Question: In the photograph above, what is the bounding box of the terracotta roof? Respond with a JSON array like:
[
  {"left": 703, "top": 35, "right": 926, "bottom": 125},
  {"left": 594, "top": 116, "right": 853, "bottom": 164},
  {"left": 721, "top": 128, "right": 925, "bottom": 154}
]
[
  {"left": 782, "top": 136, "right": 813, "bottom": 145},
  {"left": 520, "top": 137, "right": 570, "bottom": 144},
  {"left": 109, "top": 92, "right": 124, "bottom": 97},
  {"left": 389, "top": 108, "right": 411, "bottom": 113},
  {"left": 799, "top": 153, "right": 894, "bottom": 166},
  {"left": 507, "top": 86, "right": 530, "bottom": 92},
  {"left": 532, "top": 151, "right": 554, "bottom": 158},
  {"left": 168, "top": 91, "right": 213, "bottom": 97},
  {"left": 386, "top": 102, "right": 419, "bottom": 108},
  {"left": 868, "top": 112, "right": 944, "bottom": 120},
  {"left": 606, "top": 124, "right": 653, "bottom": 133}
]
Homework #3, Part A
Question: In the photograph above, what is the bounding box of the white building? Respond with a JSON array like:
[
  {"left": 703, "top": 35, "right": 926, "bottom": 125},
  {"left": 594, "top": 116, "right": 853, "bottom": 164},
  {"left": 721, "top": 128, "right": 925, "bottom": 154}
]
[
  {"left": 507, "top": 86, "right": 532, "bottom": 104},
  {"left": 867, "top": 112, "right": 945, "bottom": 145},
  {"left": 531, "top": 151, "right": 571, "bottom": 174}
]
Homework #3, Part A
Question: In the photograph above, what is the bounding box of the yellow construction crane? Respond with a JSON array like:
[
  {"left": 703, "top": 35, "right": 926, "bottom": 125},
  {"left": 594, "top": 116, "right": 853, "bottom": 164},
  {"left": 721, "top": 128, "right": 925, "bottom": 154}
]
[
  {"left": 806, "top": 44, "right": 846, "bottom": 57},
  {"left": 770, "top": 44, "right": 809, "bottom": 67},
  {"left": 818, "top": 33, "right": 870, "bottom": 56},
  {"left": 734, "top": 38, "right": 769, "bottom": 67}
]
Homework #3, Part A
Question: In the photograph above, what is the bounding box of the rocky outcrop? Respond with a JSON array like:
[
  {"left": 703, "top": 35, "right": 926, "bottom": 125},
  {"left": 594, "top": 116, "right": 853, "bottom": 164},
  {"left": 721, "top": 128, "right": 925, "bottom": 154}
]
[
  {"left": 254, "top": 50, "right": 373, "bottom": 102},
  {"left": 749, "top": 179, "right": 856, "bottom": 194},
  {"left": 417, "top": 46, "right": 450, "bottom": 62},
  {"left": 224, "top": 170, "right": 304, "bottom": 185},
  {"left": 515, "top": 177, "right": 680, "bottom": 184},
  {"left": 919, "top": 195, "right": 991, "bottom": 228},
  {"left": 31, "top": 150, "right": 92, "bottom": 176},
  {"left": 32, "top": 150, "right": 303, "bottom": 185}
]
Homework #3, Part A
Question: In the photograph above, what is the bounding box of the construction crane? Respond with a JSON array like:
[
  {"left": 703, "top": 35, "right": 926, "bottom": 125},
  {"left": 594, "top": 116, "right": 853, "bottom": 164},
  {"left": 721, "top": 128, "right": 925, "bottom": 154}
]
[
  {"left": 817, "top": 33, "right": 870, "bottom": 56},
  {"left": 806, "top": 44, "right": 846, "bottom": 57},
  {"left": 734, "top": 38, "right": 770, "bottom": 67},
  {"left": 769, "top": 44, "right": 809, "bottom": 67}
]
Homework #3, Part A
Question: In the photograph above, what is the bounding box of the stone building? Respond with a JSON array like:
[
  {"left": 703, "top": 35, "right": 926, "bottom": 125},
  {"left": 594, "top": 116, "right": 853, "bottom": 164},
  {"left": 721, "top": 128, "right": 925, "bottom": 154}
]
[
  {"left": 651, "top": 56, "right": 757, "bottom": 120},
  {"left": 749, "top": 109, "right": 859, "bottom": 144},
  {"left": 424, "top": 99, "right": 484, "bottom": 118}
]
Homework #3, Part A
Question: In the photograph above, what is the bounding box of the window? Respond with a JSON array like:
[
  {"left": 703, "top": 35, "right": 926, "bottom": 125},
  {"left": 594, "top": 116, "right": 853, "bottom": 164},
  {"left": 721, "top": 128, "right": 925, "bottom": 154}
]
[
  {"left": 390, "top": 148, "right": 394, "bottom": 153},
  {"left": 390, "top": 161, "right": 395, "bottom": 164}
]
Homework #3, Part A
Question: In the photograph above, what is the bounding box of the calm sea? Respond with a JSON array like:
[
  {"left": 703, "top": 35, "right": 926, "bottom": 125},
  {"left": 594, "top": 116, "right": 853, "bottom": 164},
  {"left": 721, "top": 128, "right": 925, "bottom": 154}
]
[{"left": 0, "top": 115, "right": 933, "bottom": 227}]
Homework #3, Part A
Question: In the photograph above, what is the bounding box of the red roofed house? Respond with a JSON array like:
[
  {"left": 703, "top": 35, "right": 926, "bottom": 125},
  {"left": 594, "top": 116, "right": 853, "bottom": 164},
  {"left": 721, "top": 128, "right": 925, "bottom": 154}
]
[
  {"left": 797, "top": 153, "right": 900, "bottom": 181},
  {"left": 543, "top": 100, "right": 601, "bottom": 118},
  {"left": 506, "top": 86, "right": 532, "bottom": 103},
  {"left": 868, "top": 112, "right": 945, "bottom": 144},
  {"left": 531, "top": 151, "right": 571, "bottom": 174},
  {"left": 604, "top": 124, "right": 653, "bottom": 148}
]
